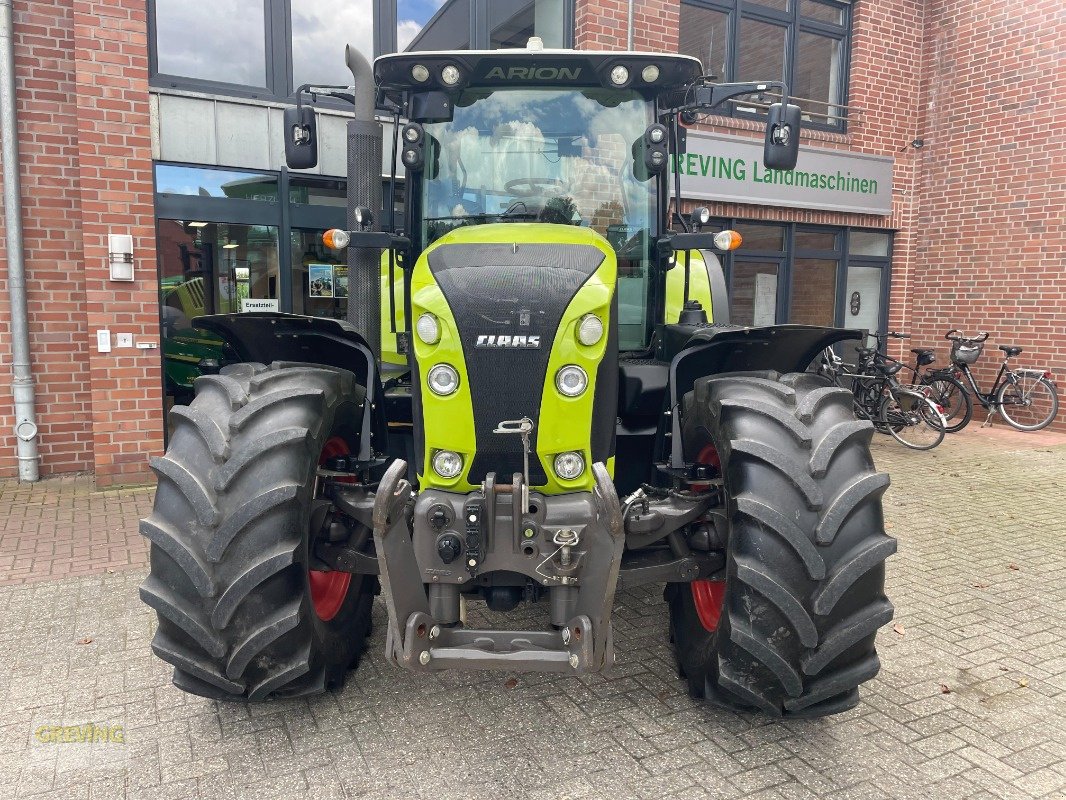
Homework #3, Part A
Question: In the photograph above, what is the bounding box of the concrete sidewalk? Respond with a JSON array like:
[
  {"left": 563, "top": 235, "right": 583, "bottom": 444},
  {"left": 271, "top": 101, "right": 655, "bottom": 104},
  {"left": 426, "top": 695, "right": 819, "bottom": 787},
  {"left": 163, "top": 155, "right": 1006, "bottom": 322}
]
[{"left": 0, "top": 426, "right": 1064, "bottom": 798}]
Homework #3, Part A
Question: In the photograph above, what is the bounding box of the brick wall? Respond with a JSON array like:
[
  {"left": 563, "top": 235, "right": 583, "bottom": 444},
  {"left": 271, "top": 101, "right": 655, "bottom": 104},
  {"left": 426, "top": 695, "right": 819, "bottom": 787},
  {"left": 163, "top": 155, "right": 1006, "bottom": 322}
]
[
  {"left": 0, "top": 0, "right": 162, "bottom": 482},
  {"left": 910, "top": 0, "right": 1066, "bottom": 427},
  {"left": 0, "top": 0, "right": 93, "bottom": 475}
]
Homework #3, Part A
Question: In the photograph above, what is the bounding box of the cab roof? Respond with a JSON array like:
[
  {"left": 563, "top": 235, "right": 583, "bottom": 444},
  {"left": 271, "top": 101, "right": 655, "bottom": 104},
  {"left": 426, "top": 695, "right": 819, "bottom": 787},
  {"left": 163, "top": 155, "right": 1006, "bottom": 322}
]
[{"left": 374, "top": 47, "right": 703, "bottom": 94}]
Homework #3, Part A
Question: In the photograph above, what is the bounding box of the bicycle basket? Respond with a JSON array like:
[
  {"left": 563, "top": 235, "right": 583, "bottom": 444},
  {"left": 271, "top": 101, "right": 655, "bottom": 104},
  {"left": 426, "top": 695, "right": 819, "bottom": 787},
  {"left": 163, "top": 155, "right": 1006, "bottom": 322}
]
[{"left": 951, "top": 341, "right": 983, "bottom": 365}]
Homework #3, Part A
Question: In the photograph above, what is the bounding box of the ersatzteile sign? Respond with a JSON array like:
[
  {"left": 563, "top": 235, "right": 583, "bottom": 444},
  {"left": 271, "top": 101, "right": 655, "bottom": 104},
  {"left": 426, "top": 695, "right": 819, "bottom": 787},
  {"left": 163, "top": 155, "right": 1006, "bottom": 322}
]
[
  {"left": 676, "top": 130, "right": 894, "bottom": 216},
  {"left": 240, "top": 298, "right": 280, "bottom": 313}
]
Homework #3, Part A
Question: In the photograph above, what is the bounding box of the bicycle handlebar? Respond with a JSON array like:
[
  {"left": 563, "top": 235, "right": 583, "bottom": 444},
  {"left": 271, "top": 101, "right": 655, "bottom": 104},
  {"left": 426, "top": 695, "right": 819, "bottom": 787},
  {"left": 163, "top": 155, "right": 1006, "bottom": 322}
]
[{"left": 944, "top": 329, "right": 989, "bottom": 343}]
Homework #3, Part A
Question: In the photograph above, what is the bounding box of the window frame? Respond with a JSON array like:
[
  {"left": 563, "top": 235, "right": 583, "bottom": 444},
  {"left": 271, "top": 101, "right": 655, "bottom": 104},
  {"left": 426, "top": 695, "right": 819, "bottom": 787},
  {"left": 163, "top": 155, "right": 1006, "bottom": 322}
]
[
  {"left": 680, "top": 0, "right": 853, "bottom": 132},
  {"left": 148, "top": 0, "right": 392, "bottom": 102},
  {"left": 720, "top": 221, "right": 893, "bottom": 332}
]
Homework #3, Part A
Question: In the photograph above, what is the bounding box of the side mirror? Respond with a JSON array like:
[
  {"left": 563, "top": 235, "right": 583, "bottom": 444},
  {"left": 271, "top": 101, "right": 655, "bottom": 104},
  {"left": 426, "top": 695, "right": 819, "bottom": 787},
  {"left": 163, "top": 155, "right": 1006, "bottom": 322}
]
[
  {"left": 284, "top": 105, "right": 318, "bottom": 170},
  {"left": 763, "top": 102, "right": 801, "bottom": 170}
]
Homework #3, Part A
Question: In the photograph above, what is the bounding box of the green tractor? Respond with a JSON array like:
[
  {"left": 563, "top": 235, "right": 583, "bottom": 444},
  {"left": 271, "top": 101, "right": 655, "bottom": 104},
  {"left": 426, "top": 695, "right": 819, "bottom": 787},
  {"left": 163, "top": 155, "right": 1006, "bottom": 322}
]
[{"left": 140, "top": 42, "right": 894, "bottom": 717}]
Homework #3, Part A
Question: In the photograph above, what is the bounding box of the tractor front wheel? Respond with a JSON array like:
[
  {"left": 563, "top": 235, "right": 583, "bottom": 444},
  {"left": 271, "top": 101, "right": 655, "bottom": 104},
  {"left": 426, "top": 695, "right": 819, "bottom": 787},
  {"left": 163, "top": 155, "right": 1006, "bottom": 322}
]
[
  {"left": 140, "top": 361, "right": 375, "bottom": 700},
  {"left": 669, "top": 371, "right": 895, "bottom": 717}
]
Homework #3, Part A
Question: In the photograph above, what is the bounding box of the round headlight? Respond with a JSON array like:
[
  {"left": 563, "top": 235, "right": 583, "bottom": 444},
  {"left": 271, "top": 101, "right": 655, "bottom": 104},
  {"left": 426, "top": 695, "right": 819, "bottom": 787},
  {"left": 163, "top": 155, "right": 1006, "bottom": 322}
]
[
  {"left": 641, "top": 64, "right": 660, "bottom": 83},
  {"left": 648, "top": 125, "right": 666, "bottom": 144},
  {"left": 433, "top": 450, "right": 463, "bottom": 479},
  {"left": 554, "top": 451, "right": 585, "bottom": 481},
  {"left": 441, "top": 65, "right": 461, "bottom": 86},
  {"left": 402, "top": 123, "right": 423, "bottom": 143},
  {"left": 416, "top": 313, "right": 441, "bottom": 345},
  {"left": 427, "top": 364, "right": 460, "bottom": 396},
  {"left": 577, "top": 314, "right": 604, "bottom": 346},
  {"left": 411, "top": 64, "right": 430, "bottom": 83},
  {"left": 609, "top": 65, "right": 630, "bottom": 86},
  {"left": 692, "top": 206, "right": 711, "bottom": 226},
  {"left": 555, "top": 365, "right": 588, "bottom": 397}
]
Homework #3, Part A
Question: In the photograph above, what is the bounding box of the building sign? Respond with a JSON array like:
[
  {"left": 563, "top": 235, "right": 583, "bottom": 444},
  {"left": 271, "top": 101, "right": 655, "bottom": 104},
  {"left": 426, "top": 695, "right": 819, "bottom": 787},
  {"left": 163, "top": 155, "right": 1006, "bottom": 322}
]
[
  {"left": 240, "top": 298, "right": 279, "bottom": 313},
  {"left": 676, "top": 131, "right": 894, "bottom": 216}
]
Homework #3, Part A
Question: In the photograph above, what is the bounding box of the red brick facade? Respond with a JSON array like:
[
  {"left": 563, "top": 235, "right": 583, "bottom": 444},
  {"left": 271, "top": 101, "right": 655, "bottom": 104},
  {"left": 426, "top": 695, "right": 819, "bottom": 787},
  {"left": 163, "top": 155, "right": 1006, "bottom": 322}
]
[
  {"left": 0, "top": 0, "right": 160, "bottom": 483},
  {"left": 0, "top": 0, "right": 1061, "bottom": 482}
]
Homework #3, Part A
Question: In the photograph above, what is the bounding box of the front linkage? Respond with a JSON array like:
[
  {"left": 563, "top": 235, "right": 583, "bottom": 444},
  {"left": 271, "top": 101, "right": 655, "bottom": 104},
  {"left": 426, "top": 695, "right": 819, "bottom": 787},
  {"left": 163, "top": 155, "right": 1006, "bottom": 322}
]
[{"left": 318, "top": 456, "right": 722, "bottom": 674}]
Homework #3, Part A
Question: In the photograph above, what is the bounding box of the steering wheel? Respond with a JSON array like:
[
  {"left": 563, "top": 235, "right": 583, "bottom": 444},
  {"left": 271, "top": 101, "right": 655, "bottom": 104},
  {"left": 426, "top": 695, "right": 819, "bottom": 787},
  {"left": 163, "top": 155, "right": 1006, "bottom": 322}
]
[{"left": 504, "top": 177, "right": 567, "bottom": 198}]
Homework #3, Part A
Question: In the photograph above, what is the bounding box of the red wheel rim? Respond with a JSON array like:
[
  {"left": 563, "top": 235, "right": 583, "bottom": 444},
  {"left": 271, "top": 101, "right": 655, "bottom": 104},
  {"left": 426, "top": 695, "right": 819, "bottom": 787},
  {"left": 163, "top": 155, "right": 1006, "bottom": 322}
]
[
  {"left": 691, "top": 580, "right": 726, "bottom": 632},
  {"left": 692, "top": 444, "right": 725, "bottom": 631},
  {"left": 309, "top": 436, "right": 353, "bottom": 622}
]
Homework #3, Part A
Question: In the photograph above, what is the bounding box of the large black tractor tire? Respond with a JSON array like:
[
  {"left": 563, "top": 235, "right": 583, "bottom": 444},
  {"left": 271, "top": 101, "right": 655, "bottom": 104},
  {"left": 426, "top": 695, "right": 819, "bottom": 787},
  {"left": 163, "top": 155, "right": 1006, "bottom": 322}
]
[
  {"left": 140, "top": 361, "right": 376, "bottom": 700},
  {"left": 668, "top": 371, "right": 895, "bottom": 718}
]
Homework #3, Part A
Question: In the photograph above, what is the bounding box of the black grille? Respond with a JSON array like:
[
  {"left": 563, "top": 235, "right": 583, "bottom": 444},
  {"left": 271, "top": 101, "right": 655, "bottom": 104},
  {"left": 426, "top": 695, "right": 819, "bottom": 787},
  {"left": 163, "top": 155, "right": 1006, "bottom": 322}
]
[
  {"left": 428, "top": 242, "right": 605, "bottom": 484},
  {"left": 345, "top": 120, "right": 383, "bottom": 357}
]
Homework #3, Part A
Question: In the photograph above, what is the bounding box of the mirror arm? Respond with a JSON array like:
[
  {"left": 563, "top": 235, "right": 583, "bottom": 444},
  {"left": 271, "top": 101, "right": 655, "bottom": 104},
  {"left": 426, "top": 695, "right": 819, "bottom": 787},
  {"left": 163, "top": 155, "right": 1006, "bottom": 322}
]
[{"left": 663, "top": 80, "right": 790, "bottom": 117}]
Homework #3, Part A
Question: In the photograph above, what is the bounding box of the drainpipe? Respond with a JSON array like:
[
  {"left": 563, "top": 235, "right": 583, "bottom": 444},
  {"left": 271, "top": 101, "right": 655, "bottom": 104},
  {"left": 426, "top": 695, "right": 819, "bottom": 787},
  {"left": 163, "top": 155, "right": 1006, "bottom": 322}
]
[
  {"left": 0, "top": 0, "right": 39, "bottom": 482},
  {"left": 627, "top": 0, "right": 634, "bottom": 50}
]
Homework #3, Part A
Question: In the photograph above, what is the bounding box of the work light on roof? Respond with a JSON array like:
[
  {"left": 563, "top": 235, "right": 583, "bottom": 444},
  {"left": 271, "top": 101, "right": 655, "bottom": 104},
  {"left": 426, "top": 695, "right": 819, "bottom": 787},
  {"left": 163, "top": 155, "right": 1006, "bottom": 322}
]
[{"left": 441, "top": 65, "right": 461, "bottom": 86}]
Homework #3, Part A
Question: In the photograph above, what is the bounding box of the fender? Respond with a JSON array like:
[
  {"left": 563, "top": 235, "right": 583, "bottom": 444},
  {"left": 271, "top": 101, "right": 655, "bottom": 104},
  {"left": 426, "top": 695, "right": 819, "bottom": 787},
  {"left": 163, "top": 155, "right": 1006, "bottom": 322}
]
[
  {"left": 193, "top": 312, "right": 388, "bottom": 462},
  {"left": 664, "top": 324, "right": 864, "bottom": 469}
]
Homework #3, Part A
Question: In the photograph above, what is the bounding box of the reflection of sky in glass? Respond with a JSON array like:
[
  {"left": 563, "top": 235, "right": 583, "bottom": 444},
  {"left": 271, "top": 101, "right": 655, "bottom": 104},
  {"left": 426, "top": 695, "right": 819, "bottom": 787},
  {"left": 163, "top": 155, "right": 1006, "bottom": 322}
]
[
  {"left": 398, "top": 0, "right": 448, "bottom": 50},
  {"left": 291, "top": 0, "right": 374, "bottom": 88},
  {"left": 155, "top": 0, "right": 266, "bottom": 85},
  {"left": 155, "top": 165, "right": 278, "bottom": 201}
]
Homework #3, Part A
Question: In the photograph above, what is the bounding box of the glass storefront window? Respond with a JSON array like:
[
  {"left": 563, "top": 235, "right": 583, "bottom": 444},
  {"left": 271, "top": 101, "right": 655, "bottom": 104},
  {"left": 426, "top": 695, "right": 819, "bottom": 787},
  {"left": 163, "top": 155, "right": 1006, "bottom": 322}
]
[
  {"left": 678, "top": 6, "right": 729, "bottom": 79},
  {"left": 289, "top": 176, "right": 347, "bottom": 207},
  {"left": 845, "top": 265, "right": 883, "bottom": 337},
  {"left": 731, "top": 261, "right": 780, "bottom": 326},
  {"left": 157, "top": 220, "right": 280, "bottom": 405},
  {"left": 794, "top": 32, "right": 843, "bottom": 120},
  {"left": 735, "top": 222, "right": 785, "bottom": 251},
  {"left": 737, "top": 18, "right": 787, "bottom": 86},
  {"left": 679, "top": 0, "right": 851, "bottom": 130},
  {"left": 154, "top": 0, "right": 267, "bottom": 86},
  {"left": 291, "top": 0, "right": 373, "bottom": 88},
  {"left": 801, "top": 0, "right": 844, "bottom": 24},
  {"left": 291, "top": 228, "right": 348, "bottom": 319},
  {"left": 850, "top": 231, "right": 892, "bottom": 257},
  {"left": 794, "top": 228, "right": 838, "bottom": 250},
  {"left": 155, "top": 165, "right": 278, "bottom": 202},
  {"left": 789, "top": 258, "right": 838, "bottom": 326},
  {"left": 402, "top": 0, "right": 470, "bottom": 51},
  {"left": 490, "top": 0, "right": 566, "bottom": 49}
]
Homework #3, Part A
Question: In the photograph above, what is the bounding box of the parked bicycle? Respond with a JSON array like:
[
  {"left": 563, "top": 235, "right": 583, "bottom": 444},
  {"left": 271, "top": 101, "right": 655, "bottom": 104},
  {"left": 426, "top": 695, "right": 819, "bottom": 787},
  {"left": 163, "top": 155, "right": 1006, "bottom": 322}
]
[
  {"left": 935, "top": 330, "right": 1059, "bottom": 431},
  {"left": 820, "top": 341, "right": 947, "bottom": 450},
  {"left": 877, "top": 333, "right": 973, "bottom": 434}
]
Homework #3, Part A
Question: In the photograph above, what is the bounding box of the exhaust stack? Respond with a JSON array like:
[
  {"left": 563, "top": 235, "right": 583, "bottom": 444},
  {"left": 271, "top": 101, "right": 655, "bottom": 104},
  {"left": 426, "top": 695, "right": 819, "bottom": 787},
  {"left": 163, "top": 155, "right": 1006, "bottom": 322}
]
[{"left": 344, "top": 44, "right": 383, "bottom": 360}]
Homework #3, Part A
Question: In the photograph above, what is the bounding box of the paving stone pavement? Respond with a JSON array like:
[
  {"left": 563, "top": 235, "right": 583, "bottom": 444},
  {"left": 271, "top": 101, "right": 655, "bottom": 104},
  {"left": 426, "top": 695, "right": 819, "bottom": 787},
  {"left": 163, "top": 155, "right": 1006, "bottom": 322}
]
[{"left": 0, "top": 427, "right": 1064, "bottom": 799}]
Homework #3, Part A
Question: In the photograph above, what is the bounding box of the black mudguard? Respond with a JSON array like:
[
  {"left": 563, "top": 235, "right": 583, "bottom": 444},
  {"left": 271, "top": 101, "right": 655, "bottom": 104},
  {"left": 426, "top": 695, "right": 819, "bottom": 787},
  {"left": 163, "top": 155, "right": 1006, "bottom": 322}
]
[
  {"left": 193, "top": 312, "right": 389, "bottom": 462},
  {"left": 662, "top": 323, "right": 863, "bottom": 469}
]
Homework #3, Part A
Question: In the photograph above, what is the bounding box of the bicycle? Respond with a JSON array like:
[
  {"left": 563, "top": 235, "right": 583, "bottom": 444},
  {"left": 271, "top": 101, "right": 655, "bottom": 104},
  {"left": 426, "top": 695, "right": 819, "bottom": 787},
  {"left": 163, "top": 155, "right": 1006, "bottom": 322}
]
[
  {"left": 862, "top": 331, "right": 973, "bottom": 434},
  {"left": 940, "top": 330, "right": 1059, "bottom": 431},
  {"left": 820, "top": 344, "right": 947, "bottom": 450}
]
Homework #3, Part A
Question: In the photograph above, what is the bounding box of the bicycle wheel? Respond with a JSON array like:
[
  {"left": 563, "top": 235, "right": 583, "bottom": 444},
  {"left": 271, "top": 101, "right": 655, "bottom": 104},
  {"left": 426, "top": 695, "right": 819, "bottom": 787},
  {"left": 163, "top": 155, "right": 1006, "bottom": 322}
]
[
  {"left": 996, "top": 375, "right": 1059, "bottom": 431},
  {"left": 920, "top": 374, "right": 973, "bottom": 433},
  {"left": 880, "top": 393, "right": 945, "bottom": 450}
]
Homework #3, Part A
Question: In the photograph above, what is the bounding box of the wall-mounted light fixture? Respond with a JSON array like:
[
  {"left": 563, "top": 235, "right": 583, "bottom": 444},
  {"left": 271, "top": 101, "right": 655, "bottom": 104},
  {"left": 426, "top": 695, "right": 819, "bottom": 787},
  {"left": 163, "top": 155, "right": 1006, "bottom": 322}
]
[{"left": 108, "top": 233, "right": 134, "bottom": 281}]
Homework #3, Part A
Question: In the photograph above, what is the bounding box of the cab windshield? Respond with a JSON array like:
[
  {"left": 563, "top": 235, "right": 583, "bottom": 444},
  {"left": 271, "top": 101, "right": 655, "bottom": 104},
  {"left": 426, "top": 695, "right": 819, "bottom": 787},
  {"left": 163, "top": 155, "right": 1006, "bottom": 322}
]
[{"left": 421, "top": 88, "right": 656, "bottom": 349}]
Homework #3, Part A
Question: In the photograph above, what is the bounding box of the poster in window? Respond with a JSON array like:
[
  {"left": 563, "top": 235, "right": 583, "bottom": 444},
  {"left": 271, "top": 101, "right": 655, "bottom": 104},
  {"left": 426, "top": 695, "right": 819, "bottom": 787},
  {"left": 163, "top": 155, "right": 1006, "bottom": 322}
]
[
  {"left": 334, "top": 265, "right": 348, "bottom": 299},
  {"left": 309, "top": 263, "right": 334, "bottom": 298}
]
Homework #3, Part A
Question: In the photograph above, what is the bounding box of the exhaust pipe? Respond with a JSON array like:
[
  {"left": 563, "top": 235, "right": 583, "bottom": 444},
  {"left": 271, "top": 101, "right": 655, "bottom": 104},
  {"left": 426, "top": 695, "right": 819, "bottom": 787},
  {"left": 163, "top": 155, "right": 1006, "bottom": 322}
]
[{"left": 343, "top": 44, "right": 383, "bottom": 360}]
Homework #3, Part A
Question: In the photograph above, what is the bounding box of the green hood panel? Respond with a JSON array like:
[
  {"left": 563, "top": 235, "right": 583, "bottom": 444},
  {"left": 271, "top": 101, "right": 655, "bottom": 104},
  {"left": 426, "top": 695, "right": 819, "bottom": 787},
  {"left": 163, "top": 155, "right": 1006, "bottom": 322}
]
[{"left": 411, "top": 223, "right": 617, "bottom": 493}]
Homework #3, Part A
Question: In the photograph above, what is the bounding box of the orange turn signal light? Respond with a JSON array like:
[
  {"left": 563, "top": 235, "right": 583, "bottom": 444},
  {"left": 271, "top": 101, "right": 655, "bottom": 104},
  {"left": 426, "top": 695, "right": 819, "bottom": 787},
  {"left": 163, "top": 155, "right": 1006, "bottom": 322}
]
[
  {"left": 713, "top": 230, "right": 743, "bottom": 251},
  {"left": 322, "top": 228, "right": 351, "bottom": 249}
]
